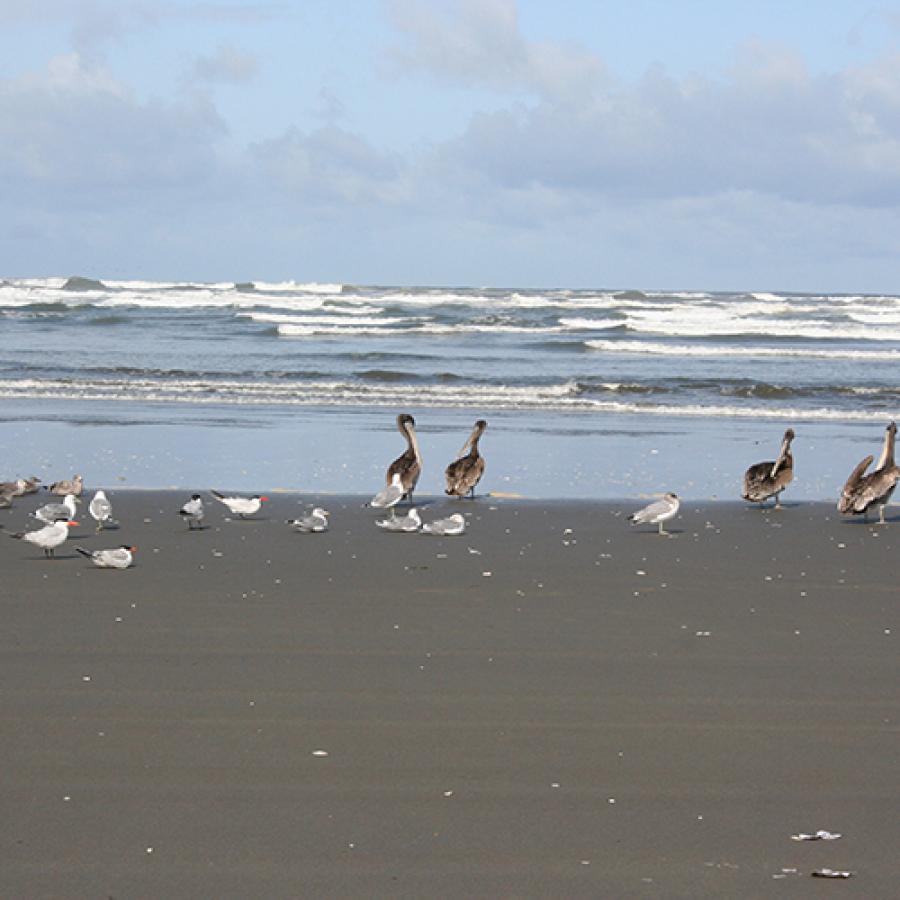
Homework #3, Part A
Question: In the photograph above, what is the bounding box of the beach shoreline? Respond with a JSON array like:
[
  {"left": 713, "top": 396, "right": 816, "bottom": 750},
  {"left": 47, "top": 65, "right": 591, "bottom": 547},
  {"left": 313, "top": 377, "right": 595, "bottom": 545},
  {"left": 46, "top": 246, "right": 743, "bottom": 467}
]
[{"left": 1, "top": 491, "right": 897, "bottom": 898}]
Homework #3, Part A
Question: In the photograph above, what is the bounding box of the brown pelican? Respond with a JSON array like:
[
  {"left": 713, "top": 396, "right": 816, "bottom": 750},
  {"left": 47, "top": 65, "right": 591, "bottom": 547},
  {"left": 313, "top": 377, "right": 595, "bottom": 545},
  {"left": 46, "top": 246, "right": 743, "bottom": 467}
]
[
  {"left": 386, "top": 413, "right": 421, "bottom": 503},
  {"left": 628, "top": 493, "right": 680, "bottom": 535},
  {"left": 445, "top": 419, "right": 487, "bottom": 498},
  {"left": 742, "top": 429, "right": 795, "bottom": 508},
  {"left": 837, "top": 421, "right": 898, "bottom": 524}
]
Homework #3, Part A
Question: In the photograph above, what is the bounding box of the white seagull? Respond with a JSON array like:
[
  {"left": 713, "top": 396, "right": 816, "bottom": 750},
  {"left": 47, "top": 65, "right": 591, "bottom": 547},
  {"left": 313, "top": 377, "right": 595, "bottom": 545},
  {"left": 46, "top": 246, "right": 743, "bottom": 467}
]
[
  {"left": 369, "top": 472, "right": 405, "bottom": 510},
  {"left": 88, "top": 489, "right": 113, "bottom": 531},
  {"left": 33, "top": 493, "right": 79, "bottom": 525},
  {"left": 287, "top": 507, "right": 329, "bottom": 533},
  {"left": 376, "top": 507, "right": 422, "bottom": 532},
  {"left": 10, "top": 518, "right": 79, "bottom": 557},
  {"left": 628, "top": 493, "right": 680, "bottom": 535},
  {"left": 179, "top": 494, "right": 205, "bottom": 529},
  {"left": 77, "top": 545, "right": 136, "bottom": 569},
  {"left": 422, "top": 513, "right": 466, "bottom": 536},
  {"left": 210, "top": 490, "right": 268, "bottom": 518}
]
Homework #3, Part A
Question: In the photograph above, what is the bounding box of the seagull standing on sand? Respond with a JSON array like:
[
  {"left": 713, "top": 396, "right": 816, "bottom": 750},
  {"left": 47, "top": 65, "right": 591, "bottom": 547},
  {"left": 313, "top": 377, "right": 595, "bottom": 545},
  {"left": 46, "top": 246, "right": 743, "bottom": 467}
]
[
  {"left": 287, "top": 507, "right": 330, "bottom": 532},
  {"left": 369, "top": 472, "right": 405, "bottom": 512},
  {"left": 210, "top": 490, "right": 268, "bottom": 518},
  {"left": 376, "top": 508, "right": 422, "bottom": 532},
  {"left": 33, "top": 493, "right": 79, "bottom": 525},
  {"left": 9, "top": 519, "right": 79, "bottom": 557},
  {"left": 48, "top": 474, "right": 84, "bottom": 497},
  {"left": 742, "top": 429, "right": 795, "bottom": 508},
  {"left": 422, "top": 513, "right": 466, "bottom": 536},
  {"left": 77, "top": 545, "right": 136, "bottom": 569},
  {"left": 88, "top": 490, "right": 113, "bottom": 531},
  {"left": 628, "top": 493, "right": 680, "bottom": 535},
  {"left": 179, "top": 494, "right": 205, "bottom": 530},
  {"left": 386, "top": 413, "right": 422, "bottom": 504},
  {"left": 445, "top": 419, "right": 487, "bottom": 498},
  {"left": 837, "top": 421, "right": 899, "bottom": 524}
]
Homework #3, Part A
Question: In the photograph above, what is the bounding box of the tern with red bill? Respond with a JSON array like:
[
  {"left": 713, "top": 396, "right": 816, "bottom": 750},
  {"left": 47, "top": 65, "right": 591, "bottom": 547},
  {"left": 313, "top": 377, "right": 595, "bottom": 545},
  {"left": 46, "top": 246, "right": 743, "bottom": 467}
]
[
  {"left": 210, "top": 490, "right": 268, "bottom": 518},
  {"left": 77, "top": 545, "right": 136, "bottom": 569},
  {"left": 9, "top": 519, "right": 79, "bottom": 557}
]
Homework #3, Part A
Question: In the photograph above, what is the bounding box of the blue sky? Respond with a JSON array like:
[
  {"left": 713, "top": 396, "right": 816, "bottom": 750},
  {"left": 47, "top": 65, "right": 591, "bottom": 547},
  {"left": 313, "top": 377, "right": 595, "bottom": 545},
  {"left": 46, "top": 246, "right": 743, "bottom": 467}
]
[{"left": 2, "top": 1, "right": 900, "bottom": 291}]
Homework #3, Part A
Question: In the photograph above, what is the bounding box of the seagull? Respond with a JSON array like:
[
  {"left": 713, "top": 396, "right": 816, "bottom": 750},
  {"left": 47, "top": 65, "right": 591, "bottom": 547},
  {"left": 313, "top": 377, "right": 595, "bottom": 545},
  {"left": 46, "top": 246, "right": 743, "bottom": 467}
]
[
  {"left": 369, "top": 472, "right": 405, "bottom": 510},
  {"left": 18, "top": 476, "right": 42, "bottom": 494},
  {"left": 48, "top": 474, "right": 84, "bottom": 497},
  {"left": 628, "top": 493, "right": 680, "bottom": 535},
  {"left": 77, "top": 545, "right": 136, "bottom": 569},
  {"left": 287, "top": 507, "right": 329, "bottom": 532},
  {"left": 422, "top": 513, "right": 466, "bottom": 536},
  {"left": 88, "top": 489, "right": 113, "bottom": 531},
  {"left": 33, "top": 493, "right": 79, "bottom": 525},
  {"left": 1, "top": 476, "right": 41, "bottom": 497},
  {"left": 178, "top": 494, "right": 205, "bottom": 530},
  {"left": 210, "top": 490, "right": 268, "bottom": 518},
  {"left": 10, "top": 519, "right": 79, "bottom": 557},
  {"left": 376, "top": 508, "right": 422, "bottom": 532}
]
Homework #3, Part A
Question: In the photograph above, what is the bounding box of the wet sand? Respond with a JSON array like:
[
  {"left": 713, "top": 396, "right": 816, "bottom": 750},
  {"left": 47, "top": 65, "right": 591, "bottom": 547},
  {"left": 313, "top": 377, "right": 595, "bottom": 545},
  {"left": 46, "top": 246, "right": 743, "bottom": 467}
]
[{"left": 1, "top": 491, "right": 897, "bottom": 898}]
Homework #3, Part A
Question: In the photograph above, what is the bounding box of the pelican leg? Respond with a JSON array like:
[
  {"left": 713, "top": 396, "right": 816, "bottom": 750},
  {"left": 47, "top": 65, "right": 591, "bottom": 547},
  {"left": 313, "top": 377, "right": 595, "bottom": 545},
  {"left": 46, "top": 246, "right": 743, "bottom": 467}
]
[
  {"left": 774, "top": 493, "right": 782, "bottom": 510},
  {"left": 879, "top": 504, "right": 886, "bottom": 525}
]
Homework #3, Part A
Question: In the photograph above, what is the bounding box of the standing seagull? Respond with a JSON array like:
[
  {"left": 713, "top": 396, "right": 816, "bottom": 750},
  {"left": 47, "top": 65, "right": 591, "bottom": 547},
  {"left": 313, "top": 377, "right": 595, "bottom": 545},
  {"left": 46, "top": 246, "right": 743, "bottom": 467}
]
[
  {"left": 386, "top": 413, "right": 422, "bottom": 504},
  {"left": 287, "top": 507, "right": 330, "bottom": 533},
  {"left": 742, "top": 429, "right": 795, "bottom": 508},
  {"left": 445, "top": 419, "right": 487, "bottom": 498},
  {"left": 422, "top": 513, "right": 466, "bottom": 536},
  {"left": 628, "top": 493, "right": 680, "bottom": 535},
  {"left": 376, "top": 508, "right": 422, "bottom": 532},
  {"left": 33, "top": 493, "right": 79, "bottom": 525},
  {"left": 179, "top": 494, "right": 205, "bottom": 530},
  {"left": 48, "top": 474, "right": 84, "bottom": 497},
  {"left": 77, "top": 545, "right": 136, "bottom": 569},
  {"left": 369, "top": 472, "right": 405, "bottom": 511},
  {"left": 88, "top": 490, "right": 113, "bottom": 532},
  {"left": 9, "top": 518, "right": 79, "bottom": 557},
  {"left": 837, "top": 421, "right": 899, "bottom": 524},
  {"left": 210, "top": 490, "right": 268, "bottom": 518}
]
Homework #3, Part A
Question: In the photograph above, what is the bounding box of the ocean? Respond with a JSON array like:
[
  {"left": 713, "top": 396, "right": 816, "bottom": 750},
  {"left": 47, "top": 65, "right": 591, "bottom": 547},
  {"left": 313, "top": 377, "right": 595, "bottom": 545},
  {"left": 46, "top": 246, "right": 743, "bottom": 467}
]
[{"left": 1, "top": 276, "right": 898, "bottom": 499}]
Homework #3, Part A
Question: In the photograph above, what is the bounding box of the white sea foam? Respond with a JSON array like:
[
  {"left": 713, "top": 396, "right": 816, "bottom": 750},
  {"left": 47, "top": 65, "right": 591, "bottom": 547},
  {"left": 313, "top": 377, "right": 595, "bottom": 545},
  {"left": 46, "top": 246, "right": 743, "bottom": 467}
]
[
  {"left": 585, "top": 340, "right": 900, "bottom": 360},
  {"left": 1, "top": 376, "right": 895, "bottom": 421},
  {"left": 241, "top": 312, "right": 410, "bottom": 326},
  {"left": 251, "top": 281, "right": 343, "bottom": 294},
  {"left": 277, "top": 322, "right": 565, "bottom": 337}
]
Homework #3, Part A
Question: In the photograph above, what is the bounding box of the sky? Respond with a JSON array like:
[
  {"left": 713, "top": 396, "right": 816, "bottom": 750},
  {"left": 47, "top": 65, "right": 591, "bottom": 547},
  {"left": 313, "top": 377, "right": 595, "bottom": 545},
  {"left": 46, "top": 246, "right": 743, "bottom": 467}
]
[{"left": 2, "top": 0, "right": 900, "bottom": 291}]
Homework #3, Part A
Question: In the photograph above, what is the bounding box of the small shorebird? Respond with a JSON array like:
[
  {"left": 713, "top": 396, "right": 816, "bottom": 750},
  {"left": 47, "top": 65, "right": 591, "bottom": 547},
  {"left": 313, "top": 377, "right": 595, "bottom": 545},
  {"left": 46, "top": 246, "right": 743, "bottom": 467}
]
[
  {"left": 370, "top": 472, "right": 405, "bottom": 511},
  {"left": 88, "top": 490, "right": 113, "bottom": 531},
  {"left": 48, "top": 474, "right": 84, "bottom": 497},
  {"left": 422, "top": 513, "right": 466, "bottom": 536},
  {"left": 77, "top": 545, "right": 136, "bottom": 569},
  {"left": 445, "top": 419, "right": 487, "bottom": 498},
  {"left": 178, "top": 494, "right": 205, "bottom": 529},
  {"left": 742, "top": 429, "right": 795, "bottom": 508},
  {"left": 287, "top": 507, "right": 329, "bottom": 533},
  {"left": 386, "top": 413, "right": 422, "bottom": 503},
  {"left": 628, "top": 493, "right": 680, "bottom": 535},
  {"left": 210, "top": 490, "right": 268, "bottom": 518},
  {"left": 837, "top": 421, "right": 899, "bottom": 524},
  {"left": 33, "top": 493, "right": 79, "bottom": 525},
  {"left": 9, "top": 519, "right": 79, "bottom": 557},
  {"left": 376, "top": 508, "right": 421, "bottom": 532}
]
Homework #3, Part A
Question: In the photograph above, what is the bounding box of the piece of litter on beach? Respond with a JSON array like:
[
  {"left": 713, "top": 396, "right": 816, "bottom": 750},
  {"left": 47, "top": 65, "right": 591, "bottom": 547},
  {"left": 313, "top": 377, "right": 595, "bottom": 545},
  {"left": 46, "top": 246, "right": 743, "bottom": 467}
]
[
  {"left": 82, "top": 675, "right": 91, "bottom": 682},
  {"left": 146, "top": 847, "right": 154, "bottom": 854},
  {"left": 482, "top": 571, "right": 492, "bottom": 577},
  {"left": 792, "top": 830, "right": 841, "bottom": 841},
  {"left": 312, "top": 750, "right": 329, "bottom": 757},
  {"left": 443, "top": 790, "right": 453, "bottom": 797},
  {"left": 811, "top": 869, "right": 853, "bottom": 879},
  {"left": 467, "top": 547, "right": 481, "bottom": 555}
]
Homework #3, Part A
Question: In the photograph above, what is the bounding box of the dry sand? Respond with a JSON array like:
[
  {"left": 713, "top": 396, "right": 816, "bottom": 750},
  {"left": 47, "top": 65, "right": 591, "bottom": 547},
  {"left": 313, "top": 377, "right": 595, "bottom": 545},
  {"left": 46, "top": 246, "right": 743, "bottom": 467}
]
[{"left": 1, "top": 491, "right": 897, "bottom": 898}]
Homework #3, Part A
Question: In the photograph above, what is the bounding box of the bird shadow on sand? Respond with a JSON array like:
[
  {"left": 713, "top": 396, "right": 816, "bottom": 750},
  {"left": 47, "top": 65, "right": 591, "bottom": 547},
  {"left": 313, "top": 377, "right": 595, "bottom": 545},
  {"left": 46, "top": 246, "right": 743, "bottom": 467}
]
[{"left": 841, "top": 514, "right": 898, "bottom": 527}]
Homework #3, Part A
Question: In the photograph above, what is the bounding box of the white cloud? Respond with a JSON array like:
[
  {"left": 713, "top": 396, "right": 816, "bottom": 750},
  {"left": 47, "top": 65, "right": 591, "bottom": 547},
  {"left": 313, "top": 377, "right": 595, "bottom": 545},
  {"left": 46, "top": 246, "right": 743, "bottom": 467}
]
[
  {"left": 192, "top": 45, "right": 259, "bottom": 84},
  {"left": 385, "top": 0, "right": 605, "bottom": 100}
]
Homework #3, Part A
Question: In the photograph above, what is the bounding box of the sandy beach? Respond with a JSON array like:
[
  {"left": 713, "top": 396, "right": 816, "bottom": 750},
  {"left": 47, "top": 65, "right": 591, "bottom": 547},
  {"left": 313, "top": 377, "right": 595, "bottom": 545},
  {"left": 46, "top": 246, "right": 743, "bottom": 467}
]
[{"left": 1, "top": 490, "right": 897, "bottom": 898}]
